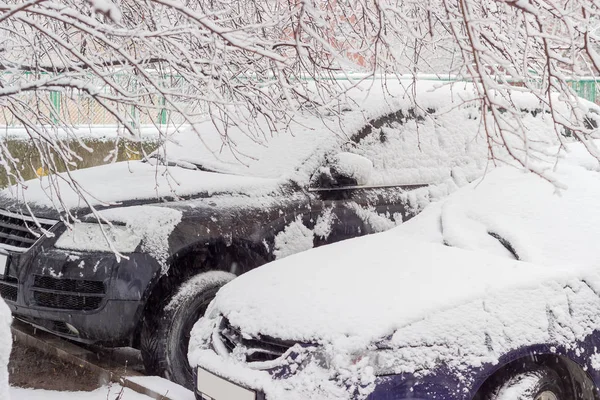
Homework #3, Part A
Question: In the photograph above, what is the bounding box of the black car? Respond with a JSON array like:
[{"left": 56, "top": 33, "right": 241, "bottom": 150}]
[{"left": 0, "top": 82, "right": 562, "bottom": 388}]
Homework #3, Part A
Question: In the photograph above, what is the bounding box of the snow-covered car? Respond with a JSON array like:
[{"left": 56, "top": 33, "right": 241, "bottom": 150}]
[
  {"left": 0, "top": 80, "right": 583, "bottom": 389},
  {"left": 189, "top": 142, "right": 600, "bottom": 400}
]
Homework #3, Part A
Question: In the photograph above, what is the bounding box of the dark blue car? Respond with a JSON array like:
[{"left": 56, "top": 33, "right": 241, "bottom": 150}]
[{"left": 189, "top": 146, "right": 600, "bottom": 400}]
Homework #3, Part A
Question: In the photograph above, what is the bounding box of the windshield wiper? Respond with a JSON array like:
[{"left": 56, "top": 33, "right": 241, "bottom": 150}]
[
  {"left": 488, "top": 232, "right": 519, "bottom": 260},
  {"left": 145, "top": 154, "right": 237, "bottom": 174},
  {"left": 144, "top": 154, "right": 198, "bottom": 171}
]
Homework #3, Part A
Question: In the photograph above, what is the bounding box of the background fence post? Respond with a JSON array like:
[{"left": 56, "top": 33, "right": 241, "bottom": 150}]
[
  {"left": 158, "top": 96, "right": 167, "bottom": 125},
  {"left": 50, "top": 91, "right": 61, "bottom": 124}
]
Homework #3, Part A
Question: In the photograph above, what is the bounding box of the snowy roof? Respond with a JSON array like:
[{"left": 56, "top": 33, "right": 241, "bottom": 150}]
[{"left": 159, "top": 79, "right": 585, "bottom": 185}]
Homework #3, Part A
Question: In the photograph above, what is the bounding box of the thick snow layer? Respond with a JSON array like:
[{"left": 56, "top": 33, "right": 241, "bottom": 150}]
[
  {"left": 55, "top": 222, "right": 143, "bottom": 253},
  {"left": 0, "top": 300, "right": 10, "bottom": 400},
  {"left": 1, "top": 161, "right": 279, "bottom": 211},
  {"left": 407, "top": 141, "right": 600, "bottom": 268},
  {"left": 159, "top": 79, "right": 576, "bottom": 187},
  {"left": 331, "top": 152, "right": 373, "bottom": 185},
  {"left": 189, "top": 142, "right": 600, "bottom": 400},
  {"left": 199, "top": 236, "right": 573, "bottom": 345},
  {"left": 91, "top": 206, "right": 182, "bottom": 270},
  {"left": 440, "top": 166, "right": 600, "bottom": 265}
]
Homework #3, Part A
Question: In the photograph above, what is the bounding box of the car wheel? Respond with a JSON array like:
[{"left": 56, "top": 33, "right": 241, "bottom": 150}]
[
  {"left": 488, "top": 367, "right": 567, "bottom": 400},
  {"left": 140, "top": 271, "right": 235, "bottom": 389}
]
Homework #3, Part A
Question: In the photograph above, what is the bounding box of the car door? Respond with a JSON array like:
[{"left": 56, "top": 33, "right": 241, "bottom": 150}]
[
  {"left": 308, "top": 108, "right": 433, "bottom": 247},
  {"left": 309, "top": 183, "right": 426, "bottom": 247}
]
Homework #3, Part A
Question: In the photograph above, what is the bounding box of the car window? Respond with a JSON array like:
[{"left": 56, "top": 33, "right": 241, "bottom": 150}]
[{"left": 337, "top": 106, "right": 491, "bottom": 186}]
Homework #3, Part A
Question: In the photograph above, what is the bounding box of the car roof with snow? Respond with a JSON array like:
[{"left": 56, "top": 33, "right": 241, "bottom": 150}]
[
  {"left": 190, "top": 140, "right": 600, "bottom": 349},
  {"left": 157, "top": 79, "right": 590, "bottom": 185}
]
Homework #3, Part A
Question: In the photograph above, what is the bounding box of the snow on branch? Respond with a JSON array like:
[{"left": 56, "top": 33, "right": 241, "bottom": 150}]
[{"left": 0, "top": 0, "right": 599, "bottom": 232}]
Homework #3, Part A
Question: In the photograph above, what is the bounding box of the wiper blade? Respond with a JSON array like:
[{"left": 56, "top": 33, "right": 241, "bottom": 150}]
[{"left": 144, "top": 154, "right": 198, "bottom": 170}]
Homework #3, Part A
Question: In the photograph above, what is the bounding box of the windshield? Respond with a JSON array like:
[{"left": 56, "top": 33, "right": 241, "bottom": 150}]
[{"left": 151, "top": 115, "right": 342, "bottom": 182}]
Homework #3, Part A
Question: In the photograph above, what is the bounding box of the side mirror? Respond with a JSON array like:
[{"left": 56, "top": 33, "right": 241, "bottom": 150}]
[{"left": 314, "top": 152, "right": 373, "bottom": 188}]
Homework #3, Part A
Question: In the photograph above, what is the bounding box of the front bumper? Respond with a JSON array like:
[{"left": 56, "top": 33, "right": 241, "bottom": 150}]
[
  {"left": 190, "top": 316, "right": 460, "bottom": 400},
  {"left": 194, "top": 355, "right": 450, "bottom": 400},
  {"left": 0, "top": 246, "right": 160, "bottom": 346}
]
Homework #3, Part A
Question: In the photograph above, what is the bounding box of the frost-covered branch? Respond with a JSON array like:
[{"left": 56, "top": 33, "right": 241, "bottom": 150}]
[{"left": 1, "top": 0, "right": 600, "bottom": 231}]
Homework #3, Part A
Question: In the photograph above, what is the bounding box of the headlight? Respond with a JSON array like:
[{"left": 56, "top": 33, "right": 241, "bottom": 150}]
[
  {"left": 351, "top": 349, "right": 397, "bottom": 376},
  {"left": 55, "top": 223, "right": 141, "bottom": 253}
]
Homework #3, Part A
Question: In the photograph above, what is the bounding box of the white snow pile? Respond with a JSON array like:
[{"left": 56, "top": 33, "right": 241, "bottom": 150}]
[
  {"left": 91, "top": 206, "right": 182, "bottom": 270},
  {"left": 330, "top": 152, "right": 373, "bottom": 185},
  {"left": 404, "top": 140, "right": 600, "bottom": 268},
  {"left": 189, "top": 141, "right": 600, "bottom": 400},
  {"left": 273, "top": 217, "right": 315, "bottom": 260},
  {"left": 0, "top": 299, "right": 10, "bottom": 400}
]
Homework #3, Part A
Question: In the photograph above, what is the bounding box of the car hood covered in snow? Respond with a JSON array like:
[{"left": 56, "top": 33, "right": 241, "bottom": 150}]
[
  {"left": 196, "top": 141, "right": 600, "bottom": 344},
  {"left": 0, "top": 160, "right": 280, "bottom": 217},
  {"left": 207, "top": 235, "right": 578, "bottom": 344}
]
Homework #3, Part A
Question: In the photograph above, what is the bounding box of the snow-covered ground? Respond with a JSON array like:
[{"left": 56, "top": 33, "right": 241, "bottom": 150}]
[
  {"left": 9, "top": 377, "right": 196, "bottom": 400},
  {"left": 11, "top": 386, "right": 152, "bottom": 400}
]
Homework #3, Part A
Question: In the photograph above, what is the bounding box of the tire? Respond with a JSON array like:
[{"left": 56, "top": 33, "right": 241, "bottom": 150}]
[
  {"left": 140, "top": 271, "right": 235, "bottom": 389},
  {"left": 488, "top": 367, "right": 568, "bottom": 400}
]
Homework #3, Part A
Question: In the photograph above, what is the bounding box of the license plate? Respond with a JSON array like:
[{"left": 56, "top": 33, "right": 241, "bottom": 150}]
[
  {"left": 197, "top": 367, "right": 256, "bottom": 400},
  {"left": 0, "top": 254, "right": 8, "bottom": 276}
]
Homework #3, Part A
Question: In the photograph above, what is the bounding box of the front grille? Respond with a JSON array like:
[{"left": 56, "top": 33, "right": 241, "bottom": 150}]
[
  {"left": 0, "top": 281, "right": 17, "bottom": 302},
  {"left": 217, "top": 318, "right": 295, "bottom": 364},
  {"left": 0, "top": 209, "right": 57, "bottom": 252},
  {"left": 31, "top": 275, "right": 105, "bottom": 311},
  {"left": 33, "top": 275, "right": 105, "bottom": 294},
  {"left": 33, "top": 292, "right": 102, "bottom": 311}
]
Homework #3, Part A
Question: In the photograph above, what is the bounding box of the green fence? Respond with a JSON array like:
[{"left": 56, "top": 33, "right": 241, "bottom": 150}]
[
  {"left": 569, "top": 80, "right": 597, "bottom": 103},
  {"left": 0, "top": 73, "right": 599, "bottom": 127},
  {"left": 0, "top": 71, "right": 198, "bottom": 127}
]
